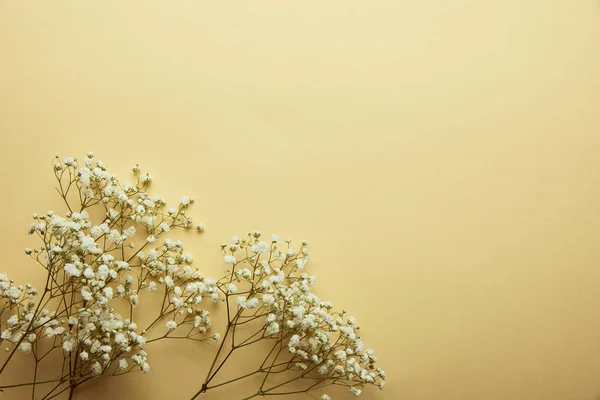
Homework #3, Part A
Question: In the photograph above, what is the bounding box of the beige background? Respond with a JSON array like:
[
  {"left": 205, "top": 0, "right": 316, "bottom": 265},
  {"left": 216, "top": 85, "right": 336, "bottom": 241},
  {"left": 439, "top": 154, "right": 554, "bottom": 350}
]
[{"left": 2, "top": 1, "right": 600, "bottom": 399}]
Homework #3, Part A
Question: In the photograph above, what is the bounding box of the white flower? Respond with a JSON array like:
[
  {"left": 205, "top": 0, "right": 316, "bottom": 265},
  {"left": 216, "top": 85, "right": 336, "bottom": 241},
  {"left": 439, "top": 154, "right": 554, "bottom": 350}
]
[
  {"left": 349, "top": 387, "right": 361, "bottom": 397},
  {"left": 196, "top": 224, "right": 205, "bottom": 232},
  {"left": 80, "top": 351, "right": 89, "bottom": 360},
  {"left": 62, "top": 340, "right": 74, "bottom": 352},
  {"left": 212, "top": 333, "right": 221, "bottom": 341},
  {"left": 164, "top": 276, "right": 174, "bottom": 288},
  {"left": 171, "top": 297, "right": 184, "bottom": 308},
  {"left": 289, "top": 334, "right": 300, "bottom": 347},
  {"left": 79, "top": 167, "right": 91, "bottom": 186},
  {"left": 159, "top": 223, "right": 170, "bottom": 233},
  {"left": 146, "top": 235, "right": 157, "bottom": 243},
  {"left": 118, "top": 358, "right": 129, "bottom": 370},
  {"left": 83, "top": 268, "right": 95, "bottom": 279},
  {"left": 237, "top": 296, "right": 247, "bottom": 308},
  {"left": 81, "top": 287, "right": 93, "bottom": 301},
  {"left": 226, "top": 283, "right": 237, "bottom": 293},
  {"left": 165, "top": 320, "right": 177, "bottom": 330},
  {"left": 148, "top": 281, "right": 157, "bottom": 292},
  {"left": 180, "top": 196, "right": 190, "bottom": 206},
  {"left": 64, "top": 263, "right": 81, "bottom": 277},
  {"left": 246, "top": 298, "right": 259, "bottom": 309},
  {"left": 292, "top": 306, "right": 306, "bottom": 318},
  {"left": 251, "top": 241, "right": 270, "bottom": 254},
  {"left": 321, "top": 395, "right": 331, "bottom": 400},
  {"left": 7, "top": 315, "right": 19, "bottom": 327},
  {"left": 19, "top": 342, "right": 32, "bottom": 353},
  {"left": 96, "top": 264, "right": 110, "bottom": 281},
  {"left": 103, "top": 287, "right": 113, "bottom": 299},
  {"left": 141, "top": 173, "right": 152, "bottom": 183},
  {"left": 266, "top": 322, "right": 280, "bottom": 335},
  {"left": 91, "top": 361, "right": 102, "bottom": 375},
  {"left": 114, "top": 333, "right": 126, "bottom": 344},
  {"left": 7, "top": 287, "right": 21, "bottom": 299},
  {"left": 224, "top": 255, "right": 236, "bottom": 264},
  {"left": 271, "top": 234, "right": 280, "bottom": 242},
  {"left": 262, "top": 294, "right": 275, "bottom": 305}
]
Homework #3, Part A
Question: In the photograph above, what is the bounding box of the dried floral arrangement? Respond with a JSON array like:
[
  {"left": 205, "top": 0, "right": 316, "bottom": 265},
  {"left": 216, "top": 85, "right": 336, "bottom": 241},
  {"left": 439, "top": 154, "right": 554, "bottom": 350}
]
[{"left": 0, "top": 153, "right": 386, "bottom": 399}]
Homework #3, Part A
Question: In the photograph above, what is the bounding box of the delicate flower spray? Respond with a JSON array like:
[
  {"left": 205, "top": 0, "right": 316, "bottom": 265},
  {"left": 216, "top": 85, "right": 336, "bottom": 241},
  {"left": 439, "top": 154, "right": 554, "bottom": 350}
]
[
  {"left": 0, "top": 154, "right": 217, "bottom": 399},
  {"left": 190, "top": 233, "right": 386, "bottom": 400},
  {"left": 0, "top": 154, "right": 386, "bottom": 400}
]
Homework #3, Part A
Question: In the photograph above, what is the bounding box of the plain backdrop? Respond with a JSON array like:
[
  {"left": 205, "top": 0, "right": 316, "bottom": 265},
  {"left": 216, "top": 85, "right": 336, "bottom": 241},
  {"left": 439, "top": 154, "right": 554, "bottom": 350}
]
[{"left": 1, "top": 1, "right": 600, "bottom": 399}]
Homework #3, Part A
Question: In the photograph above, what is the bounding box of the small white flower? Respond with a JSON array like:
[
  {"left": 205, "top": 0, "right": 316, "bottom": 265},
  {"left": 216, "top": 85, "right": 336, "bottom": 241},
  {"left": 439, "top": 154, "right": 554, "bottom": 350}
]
[
  {"left": 103, "top": 287, "right": 114, "bottom": 299},
  {"left": 118, "top": 358, "right": 129, "bottom": 370},
  {"left": 19, "top": 342, "right": 32, "bottom": 353},
  {"left": 64, "top": 263, "right": 81, "bottom": 277},
  {"left": 271, "top": 234, "right": 280, "bottom": 242},
  {"left": 7, "top": 315, "right": 19, "bottom": 327},
  {"left": 114, "top": 333, "right": 126, "bottom": 344},
  {"left": 246, "top": 298, "right": 259, "bottom": 309},
  {"left": 62, "top": 340, "right": 74, "bottom": 352},
  {"left": 226, "top": 283, "right": 237, "bottom": 294},
  {"left": 237, "top": 296, "right": 247, "bottom": 308},
  {"left": 148, "top": 281, "right": 157, "bottom": 292},
  {"left": 81, "top": 287, "right": 93, "bottom": 301},
  {"left": 180, "top": 196, "right": 190, "bottom": 206},
  {"left": 159, "top": 223, "right": 170, "bottom": 232},
  {"left": 165, "top": 320, "right": 177, "bottom": 330},
  {"left": 262, "top": 294, "right": 275, "bottom": 305},
  {"left": 224, "top": 255, "right": 236, "bottom": 264},
  {"left": 91, "top": 361, "right": 102, "bottom": 375},
  {"left": 83, "top": 268, "right": 95, "bottom": 279},
  {"left": 251, "top": 241, "right": 269, "bottom": 254},
  {"left": 141, "top": 173, "right": 152, "bottom": 183},
  {"left": 80, "top": 351, "right": 89, "bottom": 360},
  {"left": 212, "top": 333, "right": 221, "bottom": 341}
]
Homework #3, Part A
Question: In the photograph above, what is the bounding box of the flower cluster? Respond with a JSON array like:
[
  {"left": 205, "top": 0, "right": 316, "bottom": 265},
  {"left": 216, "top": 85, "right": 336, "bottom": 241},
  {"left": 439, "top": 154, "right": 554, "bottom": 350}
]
[
  {"left": 0, "top": 275, "right": 43, "bottom": 354},
  {"left": 197, "top": 231, "right": 386, "bottom": 399},
  {"left": 0, "top": 154, "right": 216, "bottom": 398}
]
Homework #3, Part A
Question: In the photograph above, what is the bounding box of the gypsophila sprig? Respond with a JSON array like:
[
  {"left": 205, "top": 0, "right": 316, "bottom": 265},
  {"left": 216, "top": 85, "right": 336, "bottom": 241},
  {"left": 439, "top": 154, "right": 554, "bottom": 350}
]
[
  {"left": 188, "top": 231, "right": 386, "bottom": 399},
  {"left": 0, "top": 153, "right": 216, "bottom": 399}
]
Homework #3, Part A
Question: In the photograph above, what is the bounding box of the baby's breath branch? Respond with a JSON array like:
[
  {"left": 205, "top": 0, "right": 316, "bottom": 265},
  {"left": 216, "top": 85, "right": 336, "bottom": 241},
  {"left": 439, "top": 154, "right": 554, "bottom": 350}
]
[
  {"left": 1, "top": 153, "right": 213, "bottom": 399},
  {"left": 188, "top": 232, "right": 385, "bottom": 400}
]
